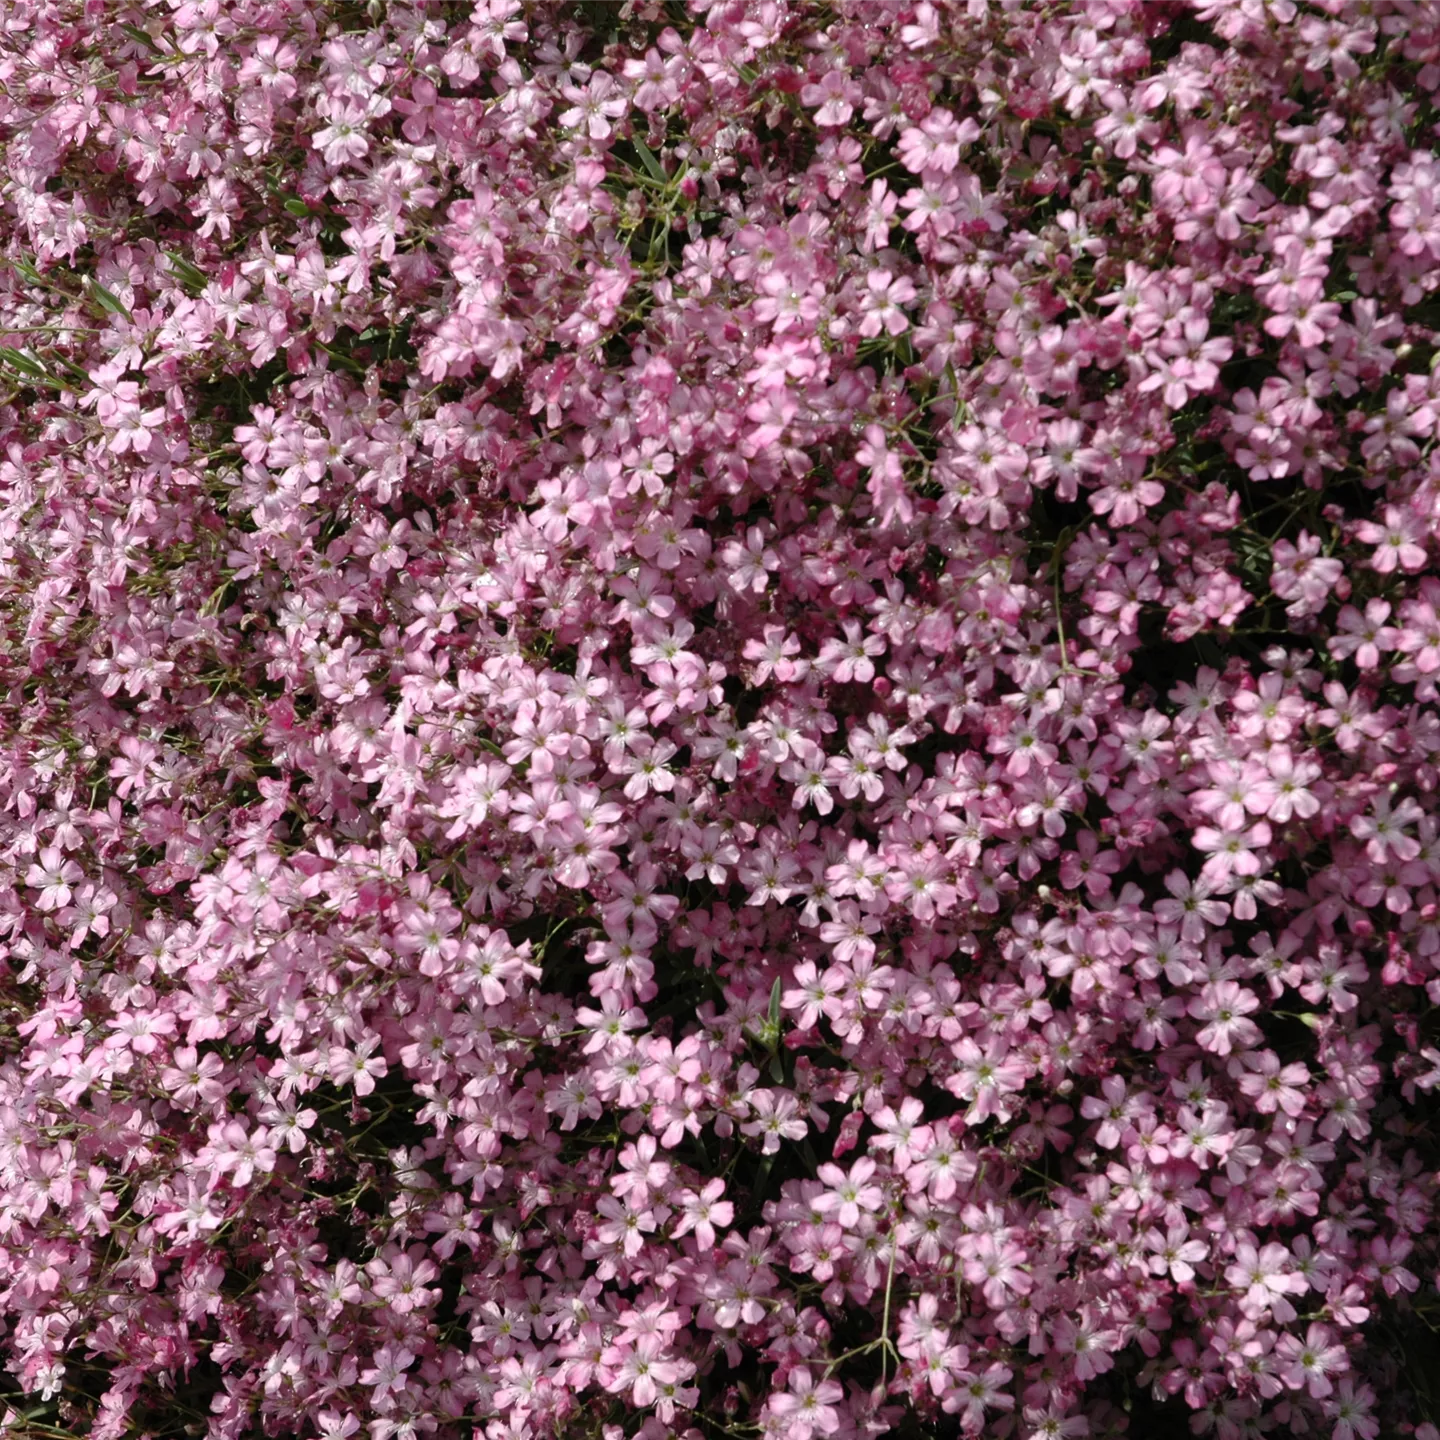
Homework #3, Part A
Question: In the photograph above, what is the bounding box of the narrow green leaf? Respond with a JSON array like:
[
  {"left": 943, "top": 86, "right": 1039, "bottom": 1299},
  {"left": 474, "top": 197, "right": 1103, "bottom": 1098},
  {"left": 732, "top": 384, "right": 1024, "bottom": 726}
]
[
  {"left": 85, "top": 278, "right": 132, "bottom": 319},
  {"left": 0, "top": 368, "right": 64, "bottom": 392},
  {"left": 315, "top": 342, "right": 365, "bottom": 375},
  {"left": 118, "top": 21, "right": 157, "bottom": 49},
  {"left": 0, "top": 346, "right": 48, "bottom": 378},
  {"left": 632, "top": 138, "right": 667, "bottom": 184},
  {"left": 753, "top": 1152, "right": 774, "bottom": 1202},
  {"left": 768, "top": 975, "right": 782, "bottom": 1031},
  {"left": 283, "top": 198, "right": 313, "bottom": 218},
  {"left": 11, "top": 256, "right": 45, "bottom": 287},
  {"left": 165, "top": 252, "right": 208, "bottom": 295},
  {"left": 200, "top": 579, "right": 235, "bottom": 618}
]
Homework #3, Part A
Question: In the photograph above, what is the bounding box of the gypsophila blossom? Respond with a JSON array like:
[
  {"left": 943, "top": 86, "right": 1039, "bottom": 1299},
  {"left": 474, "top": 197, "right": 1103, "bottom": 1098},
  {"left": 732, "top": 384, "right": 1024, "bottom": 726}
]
[{"left": 7, "top": 4, "right": 1440, "bottom": 1440}]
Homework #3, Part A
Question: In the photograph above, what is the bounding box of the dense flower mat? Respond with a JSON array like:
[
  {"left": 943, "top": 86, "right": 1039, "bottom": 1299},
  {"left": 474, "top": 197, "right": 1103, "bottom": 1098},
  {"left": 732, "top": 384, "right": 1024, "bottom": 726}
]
[{"left": 3, "top": 1, "right": 1440, "bottom": 1438}]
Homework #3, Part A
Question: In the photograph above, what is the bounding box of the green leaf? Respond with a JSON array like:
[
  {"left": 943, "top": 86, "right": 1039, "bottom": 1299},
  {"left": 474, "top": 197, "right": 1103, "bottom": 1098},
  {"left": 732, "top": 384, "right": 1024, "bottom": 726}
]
[
  {"left": 753, "top": 1152, "right": 774, "bottom": 1202},
  {"left": 768, "top": 975, "right": 783, "bottom": 1032},
  {"left": 118, "top": 21, "right": 157, "bottom": 49},
  {"left": 314, "top": 342, "right": 365, "bottom": 376},
  {"left": 10, "top": 256, "right": 45, "bottom": 287},
  {"left": 199, "top": 581, "right": 233, "bottom": 618},
  {"left": 165, "top": 252, "right": 208, "bottom": 295},
  {"left": 0, "top": 346, "right": 49, "bottom": 378},
  {"left": 0, "top": 368, "right": 64, "bottom": 397},
  {"left": 632, "top": 138, "right": 667, "bottom": 184},
  {"left": 283, "top": 198, "right": 313, "bottom": 218},
  {"left": 0, "top": 355, "right": 64, "bottom": 390},
  {"left": 85, "top": 278, "right": 132, "bottom": 319}
]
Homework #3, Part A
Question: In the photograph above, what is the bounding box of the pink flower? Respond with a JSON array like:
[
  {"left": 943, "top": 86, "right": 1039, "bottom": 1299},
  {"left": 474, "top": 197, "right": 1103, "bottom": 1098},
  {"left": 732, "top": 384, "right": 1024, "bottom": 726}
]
[
  {"left": 327, "top": 1039, "right": 388, "bottom": 1095},
  {"left": 25, "top": 848, "right": 81, "bottom": 911},
  {"left": 768, "top": 1368, "right": 843, "bottom": 1439},
  {"left": 1276, "top": 1323, "right": 1348, "bottom": 1398},
  {"left": 360, "top": 1344, "right": 416, "bottom": 1400},
  {"left": 800, "top": 70, "right": 861, "bottom": 128},
  {"left": 1357, "top": 505, "right": 1428, "bottom": 573},
  {"left": 1188, "top": 980, "right": 1262, "bottom": 1056},
  {"left": 671, "top": 1177, "right": 733, "bottom": 1250},
  {"left": 813, "top": 1157, "right": 885, "bottom": 1229}
]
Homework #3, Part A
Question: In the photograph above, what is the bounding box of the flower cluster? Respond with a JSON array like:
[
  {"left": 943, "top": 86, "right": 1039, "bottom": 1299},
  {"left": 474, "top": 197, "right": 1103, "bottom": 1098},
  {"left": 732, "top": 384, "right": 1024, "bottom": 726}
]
[{"left": 6, "top": 3, "right": 1440, "bottom": 1440}]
